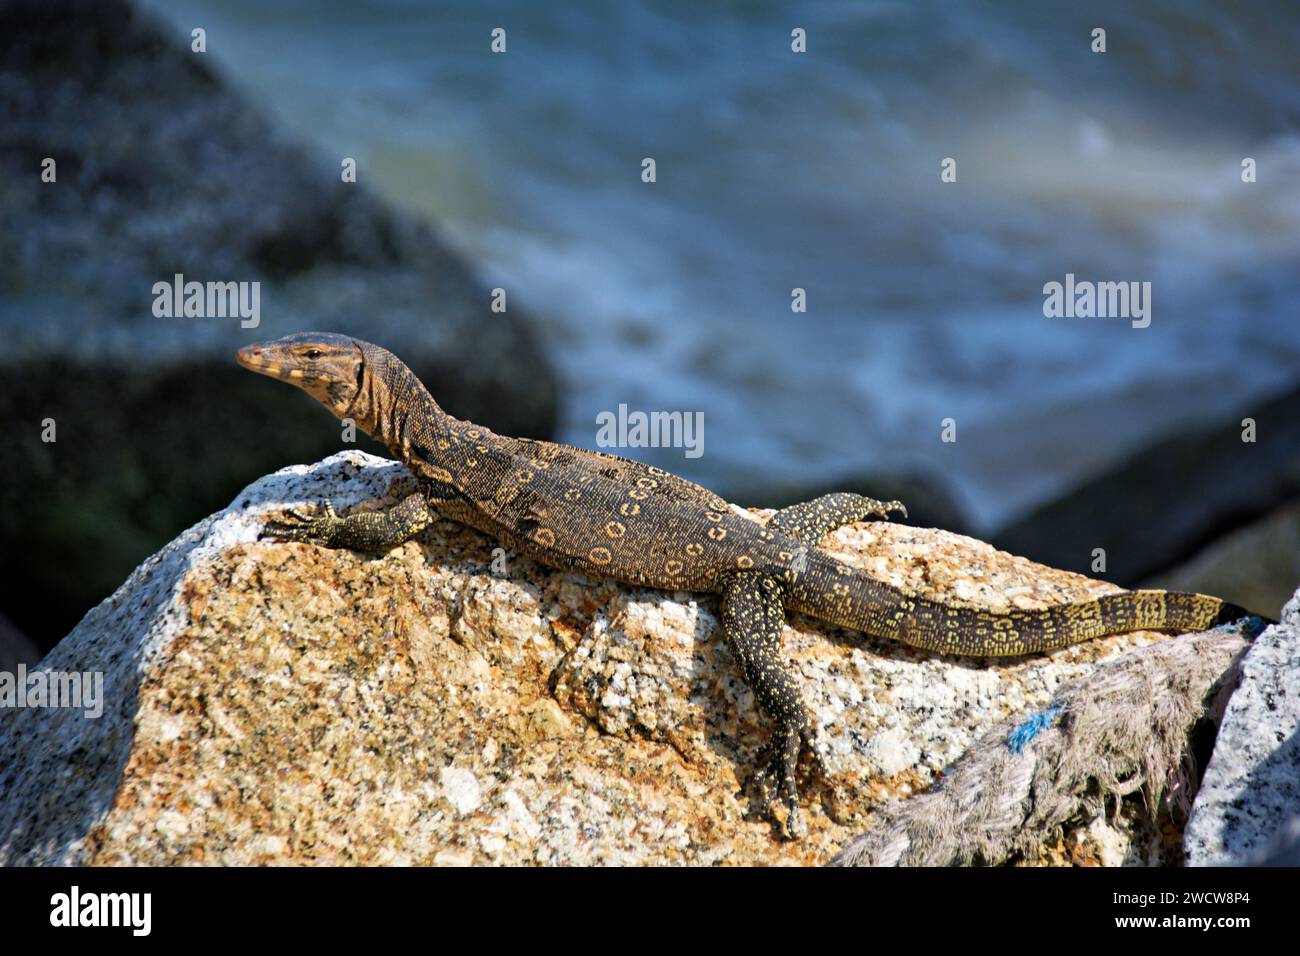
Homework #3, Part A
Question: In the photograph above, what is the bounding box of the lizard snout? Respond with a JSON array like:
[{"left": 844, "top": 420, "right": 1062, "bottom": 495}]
[{"left": 236, "top": 344, "right": 281, "bottom": 377}]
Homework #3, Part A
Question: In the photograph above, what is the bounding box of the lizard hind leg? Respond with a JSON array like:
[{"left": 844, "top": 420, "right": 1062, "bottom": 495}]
[
  {"left": 769, "top": 492, "right": 906, "bottom": 544},
  {"left": 719, "top": 571, "right": 828, "bottom": 839}
]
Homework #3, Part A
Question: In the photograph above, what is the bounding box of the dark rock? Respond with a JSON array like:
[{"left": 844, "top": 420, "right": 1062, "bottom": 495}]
[
  {"left": 1145, "top": 498, "right": 1300, "bottom": 620},
  {"left": 0, "top": 0, "right": 559, "bottom": 649},
  {"left": 0, "top": 613, "right": 41, "bottom": 673},
  {"left": 994, "top": 384, "right": 1300, "bottom": 587}
]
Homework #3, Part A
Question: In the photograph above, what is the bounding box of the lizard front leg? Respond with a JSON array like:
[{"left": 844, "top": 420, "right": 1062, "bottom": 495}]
[
  {"left": 260, "top": 491, "right": 433, "bottom": 553},
  {"left": 769, "top": 492, "right": 906, "bottom": 543},
  {"left": 719, "top": 571, "right": 827, "bottom": 839}
]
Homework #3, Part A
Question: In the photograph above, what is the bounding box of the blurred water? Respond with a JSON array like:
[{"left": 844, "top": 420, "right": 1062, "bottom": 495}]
[{"left": 140, "top": 0, "right": 1300, "bottom": 528}]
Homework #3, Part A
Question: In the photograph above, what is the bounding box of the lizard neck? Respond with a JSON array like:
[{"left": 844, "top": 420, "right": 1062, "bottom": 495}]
[{"left": 347, "top": 344, "right": 452, "bottom": 460}]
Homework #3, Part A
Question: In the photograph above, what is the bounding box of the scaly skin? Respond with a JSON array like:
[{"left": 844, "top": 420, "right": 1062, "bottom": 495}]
[{"left": 238, "top": 332, "right": 1262, "bottom": 838}]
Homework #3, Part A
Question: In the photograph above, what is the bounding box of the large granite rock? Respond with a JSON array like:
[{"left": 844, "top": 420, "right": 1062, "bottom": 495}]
[
  {"left": 1184, "top": 590, "right": 1300, "bottom": 865},
  {"left": 0, "top": 0, "right": 558, "bottom": 649},
  {"left": 0, "top": 453, "right": 1241, "bottom": 866}
]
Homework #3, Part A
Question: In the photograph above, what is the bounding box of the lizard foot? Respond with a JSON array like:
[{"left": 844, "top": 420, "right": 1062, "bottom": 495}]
[
  {"left": 750, "top": 719, "right": 829, "bottom": 840},
  {"left": 259, "top": 501, "right": 340, "bottom": 547},
  {"left": 868, "top": 498, "right": 907, "bottom": 521}
]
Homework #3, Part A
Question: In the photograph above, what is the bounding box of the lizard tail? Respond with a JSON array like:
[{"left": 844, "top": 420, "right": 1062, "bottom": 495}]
[{"left": 784, "top": 552, "right": 1258, "bottom": 657}]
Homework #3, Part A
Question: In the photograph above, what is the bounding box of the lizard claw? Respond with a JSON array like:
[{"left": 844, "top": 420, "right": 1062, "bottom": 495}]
[
  {"left": 260, "top": 501, "right": 340, "bottom": 546},
  {"left": 870, "top": 499, "right": 907, "bottom": 521},
  {"left": 750, "top": 720, "right": 826, "bottom": 840}
]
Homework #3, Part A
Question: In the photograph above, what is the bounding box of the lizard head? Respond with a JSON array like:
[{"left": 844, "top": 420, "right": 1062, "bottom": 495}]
[{"left": 237, "top": 332, "right": 366, "bottom": 418}]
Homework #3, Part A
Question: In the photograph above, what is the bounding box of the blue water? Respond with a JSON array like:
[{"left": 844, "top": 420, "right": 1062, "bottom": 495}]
[{"left": 140, "top": 0, "right": 1300, "bottom": 528}]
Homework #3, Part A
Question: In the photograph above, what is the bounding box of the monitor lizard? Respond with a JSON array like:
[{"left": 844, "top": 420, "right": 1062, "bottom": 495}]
[{"left": 237, "top": 332, "right": 1266, "bottom": 838}]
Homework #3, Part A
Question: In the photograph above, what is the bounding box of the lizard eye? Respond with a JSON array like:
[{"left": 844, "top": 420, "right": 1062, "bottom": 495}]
[{"left": 304, "top": 349, "right": 323, "bottom": 359}]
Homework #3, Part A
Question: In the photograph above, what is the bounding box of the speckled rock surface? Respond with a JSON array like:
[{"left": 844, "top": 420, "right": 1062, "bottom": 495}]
[
  {"left": 0, "top": 452, "right": 1216, "bottom": 866},
  {"left": 1184, "top": 590, "right": 1300, "bottom": 865}
]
